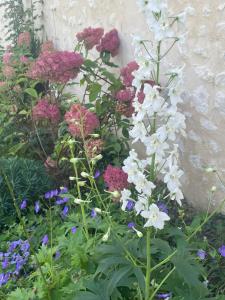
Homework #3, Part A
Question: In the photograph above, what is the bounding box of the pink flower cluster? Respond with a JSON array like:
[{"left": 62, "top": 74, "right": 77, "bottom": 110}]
[
  {"left": 96, "top": 29, "right": 120, "bottom": 57},
  {"left": 17, "top": 32, "right": 31, "bottom": 47},
  {"left": 116, "top": 88, "right": 135, "bottom": 102},
  {"left": 3, "top": 65, "right": 15, "bottom": 79},
  {"left": 3, "top": 52, "right": 13, "bottom": 65},
  {"left": 103, "top": 165, "right": 129, "bottom": 192},
  {"left": 65, "top": 103, "right": 100, "bottom": 138},
  {"left": 27, "top": 51, "right": 84, "bottom": 83},
  {"left": 76, "top": 27, "right": 104, "bottom": 50},
  {"left": 20, "top": 55, "right": 29, "bottom": 64},
  {"left": 120, "top": 61, "right": 139, "bottom": 87},
  {"left": 85, "top": 138, "right": 104, "bottom": 158},
  {"left": 115, "top": 88, "right": 135, "bottom": 117},
  {"left": 32, "top": 99, "right": 60, "bottom": 123}
]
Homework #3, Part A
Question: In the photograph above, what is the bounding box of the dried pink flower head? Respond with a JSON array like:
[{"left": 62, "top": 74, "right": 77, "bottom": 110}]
[
  {"left": 76, "top": 27, "right": 104, "bottom": 50},
  {"left": 85, "top": 138, "right": 104, "bottom": 158},
  {"left": 116, "top": 102, "right": 134, "bottom": 118},
  {"left": 41, "top": 41, "right": 55, "bottom": 54},
  {"left": 27, "top": 51, "right": 84, "bottom": 83},
  {"left": 65, "top": 103, "right": 100, "bottom": 138},
  {"left": 13, "top": 85, "right": 22, "bottom": 93},
  {"left": 3, "top": 65, "right": 15, "bottom": 79},
  {"left": 20, "top": 55, "right": 30, "bottom": 64},
  {"left": 44, "top": 157, "right": 57, "bottom": 170},
  {"left": 17, "top": 32, "right": 31, "bottom": 47},
  {"left": 96, "top": 29, "right": 120, "bottom": 57},
  {"left": 104, "top": 165, "right": 129, "bottom": 192},
  {"left": 120, "top": 61, "right": 139, "bottom": 87},
  {"left": 116, "top": 88, "right": 135, "bottom": 102},
  {"left": 3, "top": 52, "right": 13, "bottom": 65},
  {"left": 32, "top": 98, "right": 60, "bottom": 123}
]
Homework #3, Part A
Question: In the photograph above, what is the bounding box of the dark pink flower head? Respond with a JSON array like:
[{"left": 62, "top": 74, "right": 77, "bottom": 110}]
[
  {"left": 85, "top": 138, "right": 104, "bottom": 158},
  {"left": 17, "top": 32, "right": 31, "bottom": 47},
  {"left": 96, "top": 29, "right": 120, "bottom": 57},
  {"left": 32, "top": 99, "right": 60, "bottom": 123},
  {"left": 116, "top": 88, "right": 135, "bottom": 102},
  {"left": 41, "top": 41, "right": 55, "bottom": 54},
  {"left": 3, "top": 65, "right": 15, "bottom": 79},
  {"left": 20, "top": 55, "right": 30, "bottom": 64},
  {"left": 76, "top": 27, "right": 104, "bottom": 50},
  {"left": 103, "top": 165, "right": 129, "bottom": 192},
  {"left": 116, "top": 102, "right": 134, "bottom": 118},
  {"left": 120, "top": 61, "right": 139, "bottom": 87},
  {"left": 65, "top": 103, "right": 100, "bottom": 138},
  {"left": 27, "top": 51, "right": 84, "bottom": 83},
  {"left": 3, "top": 52, "right": 13, "bottom": 65}
]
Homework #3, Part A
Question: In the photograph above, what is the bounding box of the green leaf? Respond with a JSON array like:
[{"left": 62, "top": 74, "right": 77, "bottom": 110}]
[
  {"left": 25, "top": 87, "right": 38, "bottom": 99},
  {"left": 89, "top": 83, "right": 101, "bottom": 102}
]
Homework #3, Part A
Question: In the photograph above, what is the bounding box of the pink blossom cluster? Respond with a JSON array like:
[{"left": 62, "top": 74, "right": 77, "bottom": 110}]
[
  {"left": 103, "top": 165, "right": 129, "bottom": 192},
  {"left": 96, "top": 29, "right": 120, "bottom": 57},
  {"left": 3, "top": 52, "right": 13, "bottom": 65},
  {"left": 3, "top": 65, "right": 15, "bottom": 79},
  {"left": 17, "top": 32, "right": 31, "bottom": 47},
  {"left": 20, "top": 55, "right": 30, "bottom": 64},
  {"left": 85, "top": 138, "right": 104, "bottom": 158},
  {"left": 32, "top": 99, "right": 60, "bottom": 123},
  {"left": 65, "top": 103, "right": 100, "bottom": 138},
  {"left": 116, "top": 88, "right": 135, "bottom": 102},
  {"left": 27, "top": 51, "right": 84, "bottom": 83},
  {"left": 41, "top": 41, "right": 55, "bottom": 54},
  {"left": 76, "top": 27, "right": 104, "bottom": 50},
  {"left": 120, "top": 61, "right": 139, "bottom": 87},
  {"left": 116, "top": 102, "right": 134, "bottom": 118}
]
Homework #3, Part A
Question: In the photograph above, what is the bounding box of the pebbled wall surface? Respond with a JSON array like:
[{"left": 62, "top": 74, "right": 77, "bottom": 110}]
[{"left": 22, "top": 0, "right": 225, "bottom": 211}]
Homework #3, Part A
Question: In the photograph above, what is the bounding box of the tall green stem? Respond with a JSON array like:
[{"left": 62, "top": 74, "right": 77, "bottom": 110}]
[{"left": 145, "top": 229, "right": 151, "bottom": 300}]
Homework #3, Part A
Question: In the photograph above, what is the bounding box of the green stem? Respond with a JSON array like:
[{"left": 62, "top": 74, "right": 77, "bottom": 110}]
[
  {"left": 145, "top": 229, "right": 151, "bottom": 300},
  {"left": 69, "top": 143, "right": 89, "bottom": 240}
]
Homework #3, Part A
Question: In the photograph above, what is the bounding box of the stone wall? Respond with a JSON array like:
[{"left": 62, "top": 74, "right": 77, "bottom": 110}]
[{"left": 22, "top": 0, "right": 225, "bottom": 211}]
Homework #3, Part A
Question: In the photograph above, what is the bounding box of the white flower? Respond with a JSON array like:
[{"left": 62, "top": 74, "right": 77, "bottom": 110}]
[
  {"left": 141, "top": 203, "right": 170, "bottom": 229},
  {"left": 120, "top": 189, "right": 132, "bottom": 211},
  {"left": 135, "top": 194, "right": 149, "bottom": 214},
  {"left": 102, "top": 227, "right": 111, "bottom": 242}
]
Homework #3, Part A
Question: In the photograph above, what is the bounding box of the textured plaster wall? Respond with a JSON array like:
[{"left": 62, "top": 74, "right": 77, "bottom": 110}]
[{"left": 23, "top": 0, "right": 225, "bottom": 211}]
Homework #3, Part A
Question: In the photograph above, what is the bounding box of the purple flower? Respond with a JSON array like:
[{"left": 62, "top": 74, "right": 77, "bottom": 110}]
[
  {"left": 56, "top": 197, "right": 69, "bottom": 205},
  {"left": 71, "top": 227, "right": 77, "bottom": 234},
  {"left": 2, "top": 259, "right": 8, "bottom": 269},
  {"left": 8, "top": 240, "right": 21, "bottom": 252},
  {"left": 91, "top": 209, "right": 97, "bottom": 218},
  {"left": 94, "top": 170, "right": 101, "bottom": 179},
  {"left": 20, "top": 240, "right": 30, "bottom": 253},
  {"left": 42, "top": 234, "right": 49, "bottom": 246},
  {"left": 157, "top": 202, "right": 168, "bottom": 214},
  {"left": 59, "top": 187, "right": 68, "bottom": 194},
  {"left": 197, "top": 249, "right": 206, "bottom": 260},
  {"left": 0, "top": 273, "right": 10, "bottom": 286},
  {"left": 20, "top": 199, "right": 27, "bottom": 210},
  {"left": 157, "top": 292, "right": 172, "bottom": 299},
  {"left": 126, "top": 200, "right": 135, "bottom": 211},
  {"left": 54, "top": 250, "right": 61, "bottom": 260},
  {"left": 218, "top": 245, "right": 225, "bottom": 257},
  {"left": 34, "top": 201, "right": 40, "bottom": 213},
  {"left": 45, "top": 189, "right": 58, "bottom": 199},
  {"left": 62, "top": 206, "right": 69, "bottom": 217},
  {"left": 128, "top": 222, "right": 135, "bottom": 229}
]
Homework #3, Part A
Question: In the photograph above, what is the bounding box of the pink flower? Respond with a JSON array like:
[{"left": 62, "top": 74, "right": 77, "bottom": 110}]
[
  {"left": 116, "top": 88, "right": 135, "bottom": 102},
  {"left": 3, "top": 52, "right": 13, "bottom": 65},
  {"left": 103, "top": 165, "right": 129, "bottom": 192},
  {"left": 96, "top": 29, "right": 120, "bottom": 57},
  {"left": 85, "top": 138, "right": 104, "bottom": 158},
  {"left": 120, "top": 61, "right": 139, "bottom": 87},
  {"left": 3, "top": 66, "right": 15, "bottom": 79},
  {"left": 41, "top": 41, "right": 55, "bottom": 54},
  {"left": 27, "top": 51, "right": 84, "bottom": 83},
  {"left": 32, "top": 99, "right": 60, "bottom": 123},
  {"left": 0, "top": 81, "right": 7, "bottom": 89},
  {"left": 76, "top": 27, "right": 104, "bottom": 50},
  {"left": 17, "top": 32, "right": 31, "bottom": 47},
  {"left": 65, "top": 103, "right": 100, "bottom": 138},
  {"left": 20, "top": 55, "right": 29, "bottom": 64},
  {"left": 116, "top": 102, "right": 134, "bottom": 118}
]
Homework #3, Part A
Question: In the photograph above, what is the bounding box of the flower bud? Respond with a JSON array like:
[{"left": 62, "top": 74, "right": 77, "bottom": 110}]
[
  {"left": 89, "top": 133, "right": 99, "bottom": 138},
  {"left": 74, "top": 198, "right": 83, "bottom": 204},
  {"left": 211, "top": 186, "right": 217, "bottom": 192},
  {"left": 133, "top": 227, "right": 143, "bottom": 238},
  {"left": 107, "top": 190, "right": 120, "bottom": 198},
  {"left": 69, "top": 176, "right": 76, "bottom": 181},
  {"left": 81, "top": 172, "right": 90, "bottom": 178},
  {"left": 205, "top": 167, "right": 216, "bottom": 173},
  {"left": 70, "top": 158, "right": 80, "bottom": 164},
  {"left": 78, "top": 181, "right": 86, "bottom": 187},
  {"left": 102, "top": 227, "right": 111, "bottom": 242},
  {"left": 91, "top": 154, "right": 103, "bottom": 163},
  {"left": 94, "top": 207, "right": 102, "bottom": 214}
]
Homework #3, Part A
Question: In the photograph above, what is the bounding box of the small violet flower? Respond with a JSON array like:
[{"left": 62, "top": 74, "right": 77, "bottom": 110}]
[
  {"left": 34, "top": 201, "right": 40, "bottom": 213},
  {"left": 45, "top": 189, "right": 58, "bottom": 199},
  {"left": 91, "top": 208, "right": 97, "bottom": 218},
  {"left": 157, "top": 201, "right": 169, "bottom": 214},
  {"left": 197, "top": 249, "right": 206, "bottom": 260},
  {"left": 20, "top": 199, "right": 27, "bottom": 210},
  {"left": 42, "top": 235, "right": 49, "bottom": 246},
  {"left": 94, "top": 170, "right": 101, "bottom": 179},
  {"left": 126, "top": 200, "right": 135, "bottom": 211},
  {"left": 128, "top": 222, "right": 135, "bottom": 229},
  {"left": 62, "top": 206, "right": 69, "bottom": 217},
  {"left": 54, "top": 250, "right": 61, "bottom": 260},
  {"left": 157, "top": 292, "right": 172, "bottom": 299},
  {"left": 71, "top": 227, "right": 77, "bottom": 234},
  {"left": 56, "top": 197, "right": 69, "bottom": 205},
  {"left": 218, "top": 245, "right": 225, "bottom": 257}
]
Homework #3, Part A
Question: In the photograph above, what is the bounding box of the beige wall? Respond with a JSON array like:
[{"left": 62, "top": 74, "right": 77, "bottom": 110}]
[{"left": 21, "top": 0, "right": 225, "bottom": 211}]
